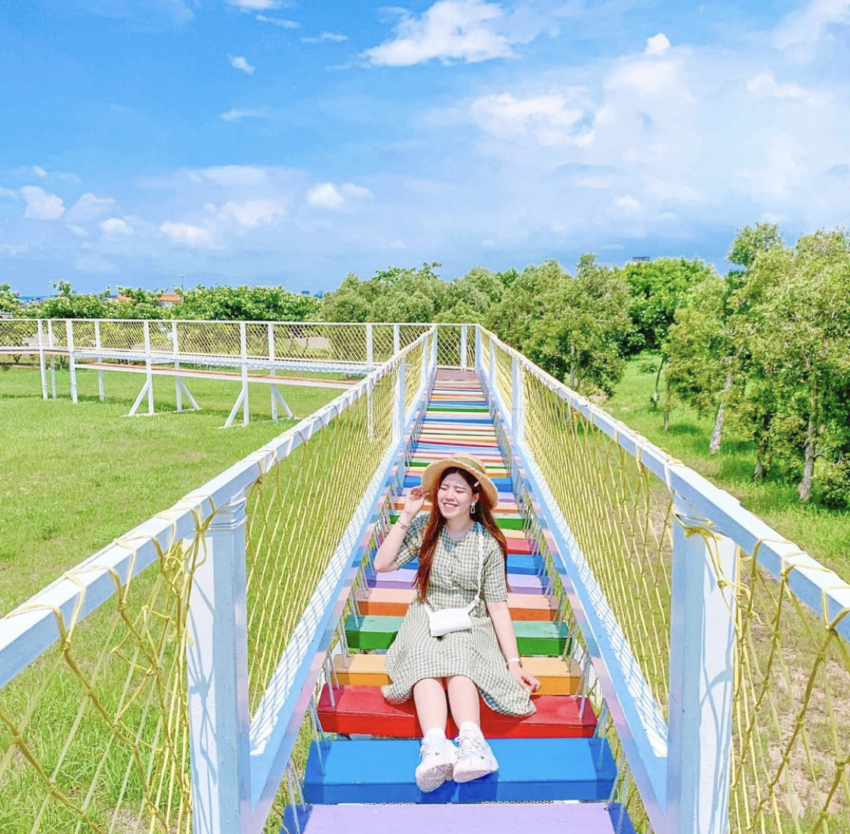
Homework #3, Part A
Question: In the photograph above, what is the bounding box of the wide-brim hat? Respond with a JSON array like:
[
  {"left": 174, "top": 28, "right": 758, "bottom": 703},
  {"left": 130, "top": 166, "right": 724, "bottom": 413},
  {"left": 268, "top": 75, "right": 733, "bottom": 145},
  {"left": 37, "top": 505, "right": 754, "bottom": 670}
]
[{"left": 420, "top": 453, "right": 499, "bottom": 507}]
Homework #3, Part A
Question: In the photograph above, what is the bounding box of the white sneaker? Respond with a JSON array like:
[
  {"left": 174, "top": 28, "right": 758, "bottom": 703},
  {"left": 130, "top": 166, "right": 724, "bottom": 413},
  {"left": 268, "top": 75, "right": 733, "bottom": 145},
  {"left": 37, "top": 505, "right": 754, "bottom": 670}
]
[
  {"left": 453, "top": 723, "right": 499, "bottom": 783},
  {"left": 415, "top": 730, "right": 458, "bottom": 793}
]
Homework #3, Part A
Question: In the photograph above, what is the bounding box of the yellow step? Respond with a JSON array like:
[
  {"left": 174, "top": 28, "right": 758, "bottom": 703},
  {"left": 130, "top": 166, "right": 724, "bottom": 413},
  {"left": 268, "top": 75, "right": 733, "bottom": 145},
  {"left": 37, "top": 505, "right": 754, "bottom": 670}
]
[{"left": 331, "top": 653, "right": 582, "bottom": 696}]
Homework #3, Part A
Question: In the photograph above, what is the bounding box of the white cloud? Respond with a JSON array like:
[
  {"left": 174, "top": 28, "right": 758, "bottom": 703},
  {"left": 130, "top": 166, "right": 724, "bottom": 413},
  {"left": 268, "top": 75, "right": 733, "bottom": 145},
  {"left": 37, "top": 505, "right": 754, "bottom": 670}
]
[
  {"left": 614, "top": 195, "right": 643, "bottom": 215},
  {"left": 256, "top": 14, "right": 299, "bottom": 28},
  {"left": 469, "top": 92, "right": 592, "bottom": 146},
  {"left": 66, "top": 193, "right": 116, "bottom": 222},
  {"left": 364, "top": 0, "right": 515, "bottom": 66},
  {"left": 189, "top": 165, "right": 269, "bottom": 187},
  {"left": 161, "top": 221, "right": 218, "bottom": 248},
  {"left": 0, "top": 243, "right": 29, "bottom": 257},
  {"left": 67, "top": 224, "right": 89, "bottom": 238},
  {"left": 302, "top": 32, "right": 348, "bottom": 43},
  {"left": 73, "top": 254, "right": 115, "bottom": 274},
  {"left": 100, "top": 217, "right": 134, "bottom": 236},
  {"left": 0, "top": 185, "right": 19, "bottom": 199},
  {"left": 33, "top": 165, "right": 48, "bottom": 178},
  {"left": 746, "top": 71, "right": 829, "bottom": 105},
  {"left": 644, "top": 33, "right": 670, "bottom": 56},
  {"left": 773, "top": 0, "right": 850, "bottom": 48},
  {"left": 215, "top": 198, "right": 287, "bottom": 228},
  {"left": 20, "top": 186, "right": 65, "bottom": 220},
  {"left": 230, "top": 55, "right": 256, "bottom": 75},
  {"left": 306, "top": 182, "right": 373, "bottom": 210},
  {"left": 227, "top": 0, "right": 286, "bottom": 10},
  {"left": 220, "top": 107, "right": 267, "bottom": 121}
]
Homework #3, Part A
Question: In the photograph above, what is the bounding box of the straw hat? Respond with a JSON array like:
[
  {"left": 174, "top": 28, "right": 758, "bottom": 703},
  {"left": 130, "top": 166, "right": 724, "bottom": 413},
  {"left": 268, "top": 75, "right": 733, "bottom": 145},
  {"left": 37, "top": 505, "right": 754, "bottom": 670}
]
[{"left": 420, "top": 453, "right": 499, "bottom": 507}]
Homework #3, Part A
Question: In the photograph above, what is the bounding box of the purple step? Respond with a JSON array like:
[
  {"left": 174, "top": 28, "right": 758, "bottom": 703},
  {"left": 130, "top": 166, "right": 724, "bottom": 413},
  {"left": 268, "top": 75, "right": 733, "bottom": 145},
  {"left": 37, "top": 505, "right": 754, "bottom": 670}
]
[
  {"left": 365, "top": 567, "right": 548, "bottom": 594},
  {"left": 282, "top": 801, "right": 635, "bottom": 834}
]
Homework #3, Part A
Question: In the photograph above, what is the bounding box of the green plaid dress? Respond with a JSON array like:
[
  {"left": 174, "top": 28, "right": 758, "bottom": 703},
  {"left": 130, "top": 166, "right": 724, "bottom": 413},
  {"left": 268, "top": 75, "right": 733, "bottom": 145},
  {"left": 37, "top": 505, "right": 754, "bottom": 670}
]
[{"left": 381, "top": 514, "right": 536, "bottom": 717}]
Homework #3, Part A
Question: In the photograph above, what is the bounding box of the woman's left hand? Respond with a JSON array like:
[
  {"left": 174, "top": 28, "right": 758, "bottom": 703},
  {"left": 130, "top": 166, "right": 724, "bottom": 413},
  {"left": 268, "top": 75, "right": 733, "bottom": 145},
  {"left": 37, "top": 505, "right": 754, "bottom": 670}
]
[{"left": 509, "top": 664, "right": 540, "bottom": 693}]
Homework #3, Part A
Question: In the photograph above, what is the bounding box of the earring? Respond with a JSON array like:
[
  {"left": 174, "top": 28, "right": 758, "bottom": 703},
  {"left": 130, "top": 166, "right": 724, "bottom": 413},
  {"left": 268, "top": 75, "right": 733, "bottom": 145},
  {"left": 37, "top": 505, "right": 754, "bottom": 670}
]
[{"left": 470, "top": 502, "right": 477, "bottom": 515}]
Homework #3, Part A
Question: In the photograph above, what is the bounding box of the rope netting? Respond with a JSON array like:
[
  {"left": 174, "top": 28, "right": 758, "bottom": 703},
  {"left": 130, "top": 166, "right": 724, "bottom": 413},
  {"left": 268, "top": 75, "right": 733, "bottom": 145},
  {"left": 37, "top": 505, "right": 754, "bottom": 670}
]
[
  {"left": 497, "top": 335, "right": 850, "bottom": 834},
  {"left": 0, "top": 344, "right": 413, "bottom": 832}
]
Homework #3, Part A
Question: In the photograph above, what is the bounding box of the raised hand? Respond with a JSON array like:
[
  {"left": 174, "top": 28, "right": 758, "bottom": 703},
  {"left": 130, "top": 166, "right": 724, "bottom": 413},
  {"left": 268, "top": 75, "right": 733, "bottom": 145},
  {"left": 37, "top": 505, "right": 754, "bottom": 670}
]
[{"left": 403, "top": 485, "right": 426, "bottom": 519}]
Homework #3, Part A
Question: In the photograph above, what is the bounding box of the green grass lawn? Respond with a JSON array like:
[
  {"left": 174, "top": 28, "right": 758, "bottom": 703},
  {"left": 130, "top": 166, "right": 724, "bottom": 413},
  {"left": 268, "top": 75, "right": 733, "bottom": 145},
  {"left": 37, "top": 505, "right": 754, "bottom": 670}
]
[
  {"left": 0, "top": 364, "right": 340, "bottom": 615},
  {"left": 606, "top": 357, "right": 850, "bottom": 577}
]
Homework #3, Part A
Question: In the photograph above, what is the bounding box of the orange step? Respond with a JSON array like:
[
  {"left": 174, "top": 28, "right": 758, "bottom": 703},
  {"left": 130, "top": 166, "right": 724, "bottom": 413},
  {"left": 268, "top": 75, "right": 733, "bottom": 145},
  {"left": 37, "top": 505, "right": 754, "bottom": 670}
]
[
  {"left": 355, "top": 588, "right": 558, "bottom": 621},
  {"left": 331, "top": 654, "right": 582, "bottom": 696},
  {"left": 317, "top": 684, "right": 596, "bottom": 739}
]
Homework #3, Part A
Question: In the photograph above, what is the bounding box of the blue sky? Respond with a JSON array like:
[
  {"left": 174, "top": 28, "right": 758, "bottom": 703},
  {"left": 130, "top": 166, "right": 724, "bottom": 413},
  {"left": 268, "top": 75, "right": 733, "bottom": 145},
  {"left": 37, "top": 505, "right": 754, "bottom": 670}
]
[{"left": 1, "top": 0, "right": 849, "bottom": 296}]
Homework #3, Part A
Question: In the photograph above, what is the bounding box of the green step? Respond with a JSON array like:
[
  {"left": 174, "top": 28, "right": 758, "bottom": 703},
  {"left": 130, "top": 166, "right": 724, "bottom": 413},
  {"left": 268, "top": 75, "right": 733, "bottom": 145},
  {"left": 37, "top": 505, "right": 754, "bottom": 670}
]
[
  {"left": 390, "top": 511, "right": 524, "bottom": 530},
  {"left": 344, "top": 615, "right": 569, "bottom": 655}
]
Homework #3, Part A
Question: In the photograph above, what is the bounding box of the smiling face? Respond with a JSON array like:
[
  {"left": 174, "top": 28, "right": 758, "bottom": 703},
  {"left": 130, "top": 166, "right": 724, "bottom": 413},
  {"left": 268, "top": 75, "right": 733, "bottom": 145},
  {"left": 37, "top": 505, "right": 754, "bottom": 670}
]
[{"left": 436, "top": 469, "right": 479, "bottom": 521}]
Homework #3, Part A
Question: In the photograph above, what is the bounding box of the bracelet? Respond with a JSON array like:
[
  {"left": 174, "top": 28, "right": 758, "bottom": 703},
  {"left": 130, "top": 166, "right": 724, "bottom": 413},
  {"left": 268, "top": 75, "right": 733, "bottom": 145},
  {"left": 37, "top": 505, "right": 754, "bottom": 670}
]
[
  {"left": 506, "top": 657, "right": 521, "bottom": 667},
  {"left": 397, "top": 518, "right": 411, "bottom": 530}
]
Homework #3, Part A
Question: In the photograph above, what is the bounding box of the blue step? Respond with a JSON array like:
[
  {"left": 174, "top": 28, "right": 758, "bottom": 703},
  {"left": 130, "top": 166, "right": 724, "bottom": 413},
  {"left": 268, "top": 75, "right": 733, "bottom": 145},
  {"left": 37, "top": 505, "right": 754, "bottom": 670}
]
[
  {"left": 400, "top": 553, "right": 544, "bottom": 575},
  {"left": 404, "top": 475, "right": 512, "bottom": 490},
  {"left": 302, "top": 737, "right": 617, "bottom": 804},
  {"left": 411, "top": 442, "right": 502, "bottom": 454}
]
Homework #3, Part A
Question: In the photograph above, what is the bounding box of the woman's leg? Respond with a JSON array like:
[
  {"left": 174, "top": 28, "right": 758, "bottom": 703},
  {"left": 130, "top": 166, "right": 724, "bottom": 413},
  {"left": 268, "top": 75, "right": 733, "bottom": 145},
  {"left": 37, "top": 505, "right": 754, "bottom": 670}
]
[
  {"left": 446, "top": 676, "right": 480, "bottom": 727},
  {"left": 413, "top": 678, "right": 449, "bottom": 735},
  {"left": 447, "top": 676, "right": 497, "bottom": 783}
]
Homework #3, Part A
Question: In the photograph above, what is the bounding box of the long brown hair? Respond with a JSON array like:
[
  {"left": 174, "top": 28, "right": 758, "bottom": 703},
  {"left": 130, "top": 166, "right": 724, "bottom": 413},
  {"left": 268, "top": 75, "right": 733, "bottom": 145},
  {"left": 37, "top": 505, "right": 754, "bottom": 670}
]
[{"left": 415, "top": 467, "right": 509, "bottom": 602}]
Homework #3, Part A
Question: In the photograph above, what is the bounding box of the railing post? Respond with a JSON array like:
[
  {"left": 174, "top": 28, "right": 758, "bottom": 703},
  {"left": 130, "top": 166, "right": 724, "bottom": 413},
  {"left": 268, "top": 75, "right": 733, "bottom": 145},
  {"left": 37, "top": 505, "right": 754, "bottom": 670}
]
[
  {"left": 420, "top": 337, "right": 428, "bottom": 391},
  {"left": 431, "top": 327, "right": 438, "bottom": 369},
  {"left": 240, "top": 322, "right": 249, "bottom": 427},
  {"left": 666, "top": 498, "right": 737, "bottom": 834},
  {"left": 460, "top": 325, "right": 468, "bottom": 370},
  {"left": 488, "top": 338, "right": 495, "bottom": 394},
  {"left": 66, "top": 319, "right": 78, "bottom": 404},
  {"left": 393, "top": 323, "right": 400, "bottom": 355},
  {"left": 37, "top": 319, "right": 48, "bottom": 400},
  {"left": 268, "top": 322, "right": 277, "bottom": 421},
  {"left": 366, "top": 324, "right": 374, "bottom": 366},
  {"left": 47, "top": 320, "right": 57, "bottom": 400},
  {"left": 393, "top": 357, "right": 406, "bottom": 446},
  {"left": 474, "top": 326, "right": 481, "bottom": 372},
  {"left": 94, "top": 319, "right": 105, "bottom": 402},
  {"left": 187, "top": 491, "right": 252, "bottom": 834},
  {"left": 511, "top": 354, "right": 524, "bottom": 446},
  {"left": 143, "top": 320, "right": 154, "bottom": 415},
  {"left": 173, "top": 321, "right": 183, "bottom": 412}
]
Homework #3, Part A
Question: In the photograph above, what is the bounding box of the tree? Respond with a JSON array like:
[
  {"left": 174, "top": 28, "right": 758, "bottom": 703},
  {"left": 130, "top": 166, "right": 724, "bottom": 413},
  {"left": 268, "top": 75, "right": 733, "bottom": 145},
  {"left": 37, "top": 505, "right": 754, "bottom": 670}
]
[
  {"left": 178, "top": 284, "right": 319, "bottom": 321},
  {"left": 619, "top": 257, "right": 717, "bottom": 356},
  {"left": 741, "top": 230, "right": 850, "bottom": 502},
  {"left": 491, "top": 257, "right": 631, "bottom": 396},
  {"left": 27, "top": 281, "right": 115, "bottom": 319},
  {"left": 0, "top": 283, "right": 21, "bottom": 314}
]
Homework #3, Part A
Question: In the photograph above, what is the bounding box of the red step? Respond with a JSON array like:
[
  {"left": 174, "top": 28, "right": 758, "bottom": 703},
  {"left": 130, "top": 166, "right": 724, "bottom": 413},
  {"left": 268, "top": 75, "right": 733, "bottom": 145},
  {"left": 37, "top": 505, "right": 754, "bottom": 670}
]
[{"left": 317, "top": 684, "right": 596, "bottom": 739}]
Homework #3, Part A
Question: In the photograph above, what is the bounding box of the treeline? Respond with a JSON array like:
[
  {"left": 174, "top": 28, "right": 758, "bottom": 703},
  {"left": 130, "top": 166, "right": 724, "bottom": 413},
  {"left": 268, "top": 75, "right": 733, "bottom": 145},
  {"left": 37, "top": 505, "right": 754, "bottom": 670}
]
[
  {"left": 0, "top": 281, "right": 320, "bottom": 322},
  {"left": 2, "top": 223, "right": 849, "bottom": 506}
]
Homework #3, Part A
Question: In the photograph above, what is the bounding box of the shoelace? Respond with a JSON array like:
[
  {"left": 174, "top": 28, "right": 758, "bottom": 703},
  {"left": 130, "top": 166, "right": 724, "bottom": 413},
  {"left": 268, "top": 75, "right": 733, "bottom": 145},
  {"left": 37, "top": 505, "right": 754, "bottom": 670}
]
[
  {"left": 420, "top": 734, "right": 446, "bottom": 760},
  {"left": 457, "top": 730, "right": 487, "bottom": 759}
]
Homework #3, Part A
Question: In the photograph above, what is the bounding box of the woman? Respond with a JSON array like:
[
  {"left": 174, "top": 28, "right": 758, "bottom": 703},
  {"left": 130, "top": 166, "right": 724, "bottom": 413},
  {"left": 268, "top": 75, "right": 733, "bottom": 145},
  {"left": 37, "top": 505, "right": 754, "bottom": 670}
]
[{"left": 373, "top": 453, "right": 540, "bottom": 793}]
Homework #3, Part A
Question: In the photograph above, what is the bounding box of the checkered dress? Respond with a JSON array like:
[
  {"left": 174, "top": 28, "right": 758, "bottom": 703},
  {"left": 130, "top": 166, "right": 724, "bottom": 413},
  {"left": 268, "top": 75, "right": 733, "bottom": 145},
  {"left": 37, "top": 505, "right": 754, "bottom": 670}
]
[{"left": 381, "top": 514, "right": 536, "bottom": 717}]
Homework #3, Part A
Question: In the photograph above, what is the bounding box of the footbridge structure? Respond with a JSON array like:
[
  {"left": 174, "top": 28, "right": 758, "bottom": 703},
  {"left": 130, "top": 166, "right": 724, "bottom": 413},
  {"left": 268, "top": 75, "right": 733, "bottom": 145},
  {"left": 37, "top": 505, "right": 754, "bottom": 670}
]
[{"left": 0, "top": 321, "right": 848, "bottom": 834}]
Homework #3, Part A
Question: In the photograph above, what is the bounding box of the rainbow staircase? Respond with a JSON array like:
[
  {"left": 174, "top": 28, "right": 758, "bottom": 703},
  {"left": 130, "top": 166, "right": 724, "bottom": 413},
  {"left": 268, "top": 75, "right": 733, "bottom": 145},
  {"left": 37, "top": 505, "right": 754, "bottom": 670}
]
[{"left": 287, "top": 371, "right": 634, "bottom": 833}]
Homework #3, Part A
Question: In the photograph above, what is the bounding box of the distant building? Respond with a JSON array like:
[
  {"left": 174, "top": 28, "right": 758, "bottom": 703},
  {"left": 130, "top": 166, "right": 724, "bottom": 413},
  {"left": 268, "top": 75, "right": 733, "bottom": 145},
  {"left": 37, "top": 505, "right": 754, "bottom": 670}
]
[{"left": 630, "top": 256, "right": 651, "bottom": 263}]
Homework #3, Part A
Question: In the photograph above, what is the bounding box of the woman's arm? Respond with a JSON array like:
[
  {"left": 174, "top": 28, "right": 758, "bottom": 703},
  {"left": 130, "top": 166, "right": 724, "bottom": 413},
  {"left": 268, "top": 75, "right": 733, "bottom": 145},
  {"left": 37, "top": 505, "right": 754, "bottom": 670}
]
[
  {"left": 486, "top": 600, "right": 540, "bottom": 692},
  {"left": 373, "top": 487, "right": 425, "bottom": 573}
]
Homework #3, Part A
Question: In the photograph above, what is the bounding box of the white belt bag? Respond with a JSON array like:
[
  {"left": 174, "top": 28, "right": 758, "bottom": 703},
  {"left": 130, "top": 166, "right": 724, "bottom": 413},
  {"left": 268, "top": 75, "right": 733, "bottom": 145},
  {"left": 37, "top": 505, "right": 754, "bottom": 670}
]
[{"left": 423, "top": 524, "right": 484, "bottom": 638}]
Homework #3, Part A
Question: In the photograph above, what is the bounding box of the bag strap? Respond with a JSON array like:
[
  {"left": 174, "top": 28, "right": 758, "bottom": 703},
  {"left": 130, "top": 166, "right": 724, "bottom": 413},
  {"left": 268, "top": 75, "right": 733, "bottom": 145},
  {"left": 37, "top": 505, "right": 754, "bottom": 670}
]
[{"left": 463, "top": 523, "right": 486, "bottom": 613}]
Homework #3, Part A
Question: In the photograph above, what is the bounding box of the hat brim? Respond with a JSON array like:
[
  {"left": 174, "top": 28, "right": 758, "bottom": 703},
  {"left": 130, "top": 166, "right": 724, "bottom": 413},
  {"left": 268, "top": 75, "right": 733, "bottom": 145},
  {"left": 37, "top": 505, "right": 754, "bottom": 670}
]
[{"left": 420, "top": 456, "right": 499, "bottom": 507}]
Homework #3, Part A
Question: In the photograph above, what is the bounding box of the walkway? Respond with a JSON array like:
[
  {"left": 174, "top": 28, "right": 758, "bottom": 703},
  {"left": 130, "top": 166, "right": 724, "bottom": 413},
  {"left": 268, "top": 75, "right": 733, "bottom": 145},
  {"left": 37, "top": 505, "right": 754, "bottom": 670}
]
[{"left": 284, "top": 370, "right": 634, "bottom": 833}]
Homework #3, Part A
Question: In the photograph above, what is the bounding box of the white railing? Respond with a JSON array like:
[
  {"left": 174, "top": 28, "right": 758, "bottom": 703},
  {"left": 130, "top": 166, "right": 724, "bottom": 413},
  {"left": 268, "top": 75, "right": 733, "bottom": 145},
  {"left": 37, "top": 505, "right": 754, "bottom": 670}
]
[
  {"left": 477, "top": 326, "right": 850, "bottom": 834},
  {"left": 0, "top": 326, "right": 437, "bottom": 834}
]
